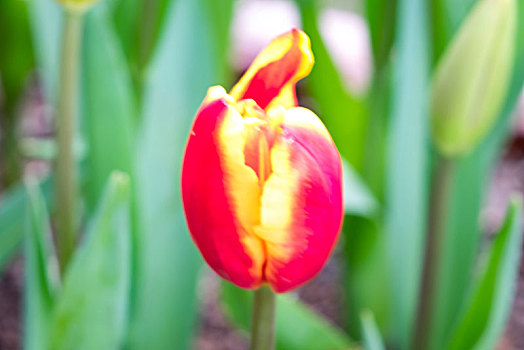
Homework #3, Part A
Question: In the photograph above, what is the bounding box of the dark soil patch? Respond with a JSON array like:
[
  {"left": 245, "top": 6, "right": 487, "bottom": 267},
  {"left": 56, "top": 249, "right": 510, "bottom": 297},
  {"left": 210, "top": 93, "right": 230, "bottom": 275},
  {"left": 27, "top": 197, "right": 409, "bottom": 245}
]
[{"left": 0, "top": 258, "right": 22, "bottom": 350}]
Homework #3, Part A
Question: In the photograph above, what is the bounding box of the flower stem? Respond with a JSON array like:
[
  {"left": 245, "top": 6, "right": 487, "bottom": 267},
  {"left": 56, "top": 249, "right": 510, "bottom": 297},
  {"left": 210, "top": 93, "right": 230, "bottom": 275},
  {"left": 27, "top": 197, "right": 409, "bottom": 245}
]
[
  {"left": 55, "top": 9, "right": 84, "bottom": 273},
  {"left": 250, "top": 286, "right": 276, "bottom": 350},
  {"left": 412, "top": 157, "right": 455, "bottom": 350}
]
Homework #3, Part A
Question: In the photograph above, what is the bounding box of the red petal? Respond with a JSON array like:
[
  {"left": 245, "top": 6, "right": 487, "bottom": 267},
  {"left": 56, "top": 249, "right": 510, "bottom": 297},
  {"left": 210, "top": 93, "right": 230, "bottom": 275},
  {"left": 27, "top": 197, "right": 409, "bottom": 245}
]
[
  {"left": 181, "top": 95, "right": 264, "bottom": 289},
  {"left": 230, "top": 28, "right": 314, "bottom": 110},
  {"left": 257, "top": 108, "right": 343, "bottom": 292}
]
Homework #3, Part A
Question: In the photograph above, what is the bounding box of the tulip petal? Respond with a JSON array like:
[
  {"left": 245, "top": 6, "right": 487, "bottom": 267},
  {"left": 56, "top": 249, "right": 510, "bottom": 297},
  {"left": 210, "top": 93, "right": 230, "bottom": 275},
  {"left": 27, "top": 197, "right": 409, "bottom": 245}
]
[
  {"left": 181, "top": 89, "right": 265, "bottom": 288},
  {"left": 230, "top": 28, "right": 314, "bottom": 110},
  {"left": 256, "top": 108, "right": 343, "bottom": 292}
]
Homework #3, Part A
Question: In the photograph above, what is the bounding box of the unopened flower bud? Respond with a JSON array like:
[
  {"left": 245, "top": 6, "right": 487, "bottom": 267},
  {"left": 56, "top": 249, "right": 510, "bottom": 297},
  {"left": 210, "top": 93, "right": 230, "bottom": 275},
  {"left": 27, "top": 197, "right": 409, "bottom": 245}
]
[{"left": 431, "top": 0, "right": 516, "bottom": 157}]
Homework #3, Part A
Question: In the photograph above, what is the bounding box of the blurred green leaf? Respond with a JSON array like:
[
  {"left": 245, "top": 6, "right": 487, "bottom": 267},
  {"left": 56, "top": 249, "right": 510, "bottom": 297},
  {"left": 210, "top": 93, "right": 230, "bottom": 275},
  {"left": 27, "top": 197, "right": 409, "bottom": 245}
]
[
  {"left": 365, "top": 0, "right": 397, "bottom": 72},
  {"left": 429, "top": 0, "right": 448, "bottom": 63},
  {"left": 0, "top": 0, "right": 34, "bottom": 113},
  {"left": 297, "top": 0, "right": 367, "bottom": 171},
  {"left": 49, "top": 172, "right": 131, "bottom": 350},
  {"left": 362, "top": 0, "right": 398, "bottom": 199},
  {"left": 444, "top": 0, "right": 477, "bottom": 35},
  {"left": 202, "top": 0, "right": 235, "bottom": 85},
  {"left": 430, "top": 3, "right": 524, "bottom": 347},
  {"left": 0, "top": 180, "right": 51, "bottom": 272},
  {"left": 28, "top": 0, "right": 61, "bottom": 103},
  {"left": 384, "top": 0, "right": 430, "bottom": 348},
  {"left": 112, "top": 0, "right": 179, "bottom": 98},
  {"left": 134, "top": 0, "right": 175, "bottom": 69},
  {"left": 24, "top": 179, "right": 60, "bottom": 350},
  {"left": 448, "top": 198, "right": 523, "bottom": 350},
  {"left": 342, "top": 216, "right": 388, "bottom": 339},
  {"left": 111, "top": 0, "right": 140, "bottom": 63},
  {"left": 221, "top": 282, "right": 356, "bottom": 350},
  {"left": 343, "top": 160, "right": 378, "bottom": 217},
  {"left": 360, "top": 310, "right": 385, "bottom": 350},
  {"left": 82, "top": 5, "right": 136, "bottom": 211},
  {"left": 0, "top": 185, "right": 28, "bottom": 270},
  {"left": 0, "top": 0, "right": 35, "bottom": 185},
  {"left": 128, "top": 0, "right": 231, "bottom": 348}
]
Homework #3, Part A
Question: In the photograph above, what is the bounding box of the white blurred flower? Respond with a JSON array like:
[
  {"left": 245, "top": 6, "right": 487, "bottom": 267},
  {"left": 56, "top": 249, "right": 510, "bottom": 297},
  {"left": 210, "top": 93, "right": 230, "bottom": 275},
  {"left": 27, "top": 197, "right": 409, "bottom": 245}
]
[
  {"left": 231, "top": 0, "right": 301, "bottom": 69},
  {"left": 319, "top": 8, "right": 372, "bottom": 94}
]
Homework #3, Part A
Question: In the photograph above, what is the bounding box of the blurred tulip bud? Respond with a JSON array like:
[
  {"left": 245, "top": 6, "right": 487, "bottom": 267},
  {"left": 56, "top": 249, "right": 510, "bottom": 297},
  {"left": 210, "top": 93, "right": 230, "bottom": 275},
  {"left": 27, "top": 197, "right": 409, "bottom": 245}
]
[
  {"left": 181, "top": 29, "right": 343, "bottom": 293},
  {"left": 431, "top": 0, "right": 516, "bottom": 157}
]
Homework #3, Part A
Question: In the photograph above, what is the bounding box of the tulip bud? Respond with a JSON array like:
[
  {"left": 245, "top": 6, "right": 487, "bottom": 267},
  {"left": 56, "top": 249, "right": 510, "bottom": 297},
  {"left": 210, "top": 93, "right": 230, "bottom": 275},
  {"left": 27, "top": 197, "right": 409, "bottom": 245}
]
[
  {"left": 181, "top": 29, "right": 343, "bottom": 293},
  {"left": 431, "top": 0, "right": 516, "bottom": 157}
]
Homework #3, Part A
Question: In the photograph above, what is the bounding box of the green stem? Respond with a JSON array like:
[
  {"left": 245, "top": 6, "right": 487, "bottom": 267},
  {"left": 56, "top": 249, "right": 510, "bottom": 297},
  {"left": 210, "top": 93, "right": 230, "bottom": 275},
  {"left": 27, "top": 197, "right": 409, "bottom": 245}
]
[
  {"left": 412, "top": 157, "right": 455, "bottom": 350},
  {"left": 250, "top": 286, "right": 276, "bottom": 350},
  {"left": 55, "top": 9, "right": 84, "bottom": 273}
]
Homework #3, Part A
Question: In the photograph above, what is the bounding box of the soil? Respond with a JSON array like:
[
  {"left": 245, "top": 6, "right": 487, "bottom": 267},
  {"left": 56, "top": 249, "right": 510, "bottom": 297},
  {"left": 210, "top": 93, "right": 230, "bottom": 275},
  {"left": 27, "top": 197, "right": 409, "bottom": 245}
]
[{"left": 0, "top": 259, "right": 22, "bottom": 350}]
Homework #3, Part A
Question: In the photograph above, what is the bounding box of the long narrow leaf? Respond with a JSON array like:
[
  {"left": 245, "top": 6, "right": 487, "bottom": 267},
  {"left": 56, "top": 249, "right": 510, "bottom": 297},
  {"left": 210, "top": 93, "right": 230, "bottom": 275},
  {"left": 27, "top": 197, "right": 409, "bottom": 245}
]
[
  {"left": 0, "top": 0, "right": 34, "bottom": 114},
  {"left": 128, "top": 0, "right": 230, "bottom": 348},
  {"left": 28, "top": 0, "right": 61, "bottom": 103},
  {"left": 361, "top": 310, "right": 385, "bottom": 350},
  {"left": 343, "top": 160, "right": 378, "bottom": 217},
  {"left": 23, "top": 179, "right": 59, "bottom": 350},
  {"left": 82, "top": 4, "right": 136, "bottom": 211},
  {"left": 448, "top": 198, "right": 523, "bottom": 349},
  {"left": 48, "top": 172, "right": 131, "bottom": 350},
  {"left": 0, "top": 180, "right": 51, "bottom": 272},
  {"left": 384, "top": 0, "right": 430, "bottom": 347},
  {"left": 365, "top": 0, "right": 397, "bottom": 72}
]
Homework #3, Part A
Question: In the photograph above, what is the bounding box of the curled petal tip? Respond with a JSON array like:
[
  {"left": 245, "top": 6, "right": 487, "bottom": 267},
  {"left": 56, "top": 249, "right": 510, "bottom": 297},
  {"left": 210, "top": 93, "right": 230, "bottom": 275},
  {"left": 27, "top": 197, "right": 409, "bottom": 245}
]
[{"left": 230, "top": 28, "right": 314, "bottom": 110}]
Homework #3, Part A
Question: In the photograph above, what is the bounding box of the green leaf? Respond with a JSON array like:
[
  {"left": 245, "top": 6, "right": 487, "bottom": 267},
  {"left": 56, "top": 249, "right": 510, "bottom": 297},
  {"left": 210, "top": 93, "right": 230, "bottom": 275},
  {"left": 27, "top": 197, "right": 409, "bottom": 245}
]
[
  {"left": 221, "top": 282, "right": 356, "bottom": 350},
  {"left": 296, "top": 0, "right": 368, "bottom": 172},
  {"left": 0, "top": 0, "right": 35, "bottom": 114},
  {"left": 428, "top": 0, "right": 448, "bottom": 64},
  {"left": 443, "top": 0, "right": 477, "bottom": 35},
  {"left": 127, "top": 0, "right": 231, "bottom": 348},
  {"left": 430, "top": 3, "right": 524, "bottom": 348},
  {"left": 48, "top": 172, "right": 131, "bottom": 350},
  {"left": 82, "top": 4, "right": 136, "bottom": 211},
  {"left": 111, "top": 0, "right": 140, "bottom": 63},
  {"left": 0, "top": 180, "right": 51, "bottom": 272},
  {"left": 365, "top": 0, "right": 398, "bottom": 72},
  {"left": 23, "top": 179, "right": 60, "bottom": 350},
  {"left": 448, "top": 198, "right": 523, "bottom": 350},
  {"left": 341, "top": 216, "right": 388, "bottom": 339},
  {"left": 28, "top": 0, "right": 61, "bottom": 103},
  {"left": 201, "top": 0, "right": 235, "bottom": 85},
  {"left": 343, "top": 160, "right": 378, "bottom": 217},
  {"left": 360, "top": 310, "right": 385, "bottom": 350},
  {"left": 0, "top": 185, "right": 28, "bottom": 270},
  {"left": 384, "top": 0, "right": 430, "bottom": 347}
]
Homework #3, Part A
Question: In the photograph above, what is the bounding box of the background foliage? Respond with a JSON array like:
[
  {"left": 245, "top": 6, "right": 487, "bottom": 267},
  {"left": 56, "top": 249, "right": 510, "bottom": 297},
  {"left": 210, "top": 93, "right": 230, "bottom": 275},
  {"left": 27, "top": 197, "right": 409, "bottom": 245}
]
[{"left": 0, "top": 0, "right": 523, "bottom": 349}]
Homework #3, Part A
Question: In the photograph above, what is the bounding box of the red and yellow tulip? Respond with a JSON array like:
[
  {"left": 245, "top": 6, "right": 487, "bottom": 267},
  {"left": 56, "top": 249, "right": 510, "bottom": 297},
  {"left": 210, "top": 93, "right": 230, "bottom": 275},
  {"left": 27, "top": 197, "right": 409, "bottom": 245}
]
[{"left": 181, "top": 29, "right": 343, "bottom": 293}]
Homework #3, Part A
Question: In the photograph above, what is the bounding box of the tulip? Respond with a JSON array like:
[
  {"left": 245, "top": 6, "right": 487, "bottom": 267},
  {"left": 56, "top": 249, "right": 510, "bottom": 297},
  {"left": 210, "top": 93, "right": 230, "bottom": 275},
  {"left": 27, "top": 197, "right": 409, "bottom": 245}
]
[{"left": 181, "top": 29, "right": 343, "bottom": 293}]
